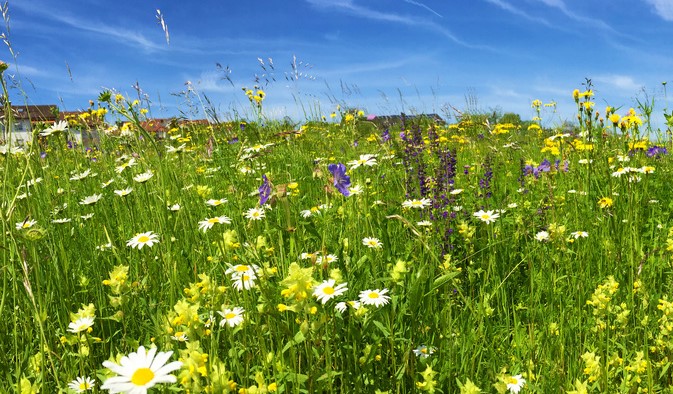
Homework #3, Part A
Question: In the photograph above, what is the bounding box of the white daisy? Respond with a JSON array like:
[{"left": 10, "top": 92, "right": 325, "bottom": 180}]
[
  {"left": 217, "top": 306, "right": 245, "bottom": 327},
  {"left": 359, "top": 288, "right": 390, "bottom": 307},
  {"left": 231, "top": 272, "right": 257, "bottom": 291},
  {"left": 413, "top": 345, "right": 435, "bottom": 358},
  {"left": 348, "top": 184, "right": 364, "bottom": 195},
  {"left": 115, "top": 158, "right": 137, "bottom": 174},
  {"left": 126, "top": 232, "right": 159, "bottom": 249},
  {"left": 225, "top": 264, "right": 259, "bottom": 277},
  {"left": 114, "top": 187, "right": 133, "bottom": 197},
  {"left": 51, "top": 218, "right": 72, "bottom": 224},
  {"left": 101, "top": 345, "right": 182, "bottom": 393},
  {"left": 70, "top": 169, "right": 94, "bottom": 181},
  {"left": 506, "top": 374, "right": 526, "bottom": 393},
  {"left": 68, "top": 317, "right": 95, "bottom": 333},
  {"left": 133, "top": 170, "right": 154, "bottom": 183},
  {"left": 16, "top": 219, "right": 37, "bottom": 230},
  {"left": 416, "top": 220, "right": 432, "bottom": 227},
  {"left": 39, "top": 120, "right": 68, "bottom": 137},
  {"left": 79, "top": 194, "right": 102, "bottom": 205},
  {"left": 362, "top": 237, "right": 383, "bottom": 249},
  {"left": 315, "top": 254, "right": 338, "bottom": 265},
  {"left": 168, "top": 204, "right": 181, "bottom": 211},
  {"left": 402, "top": 198, "right": 432, "bottom": 209},
  {"left": 535, "top": 231, "right": 549, "bottom": 242},
  {"left": 198, "top": 216, "right": 232, "bottom": 232},
  {"left": 449, "top": 189, "right": 463, "bottom": 195},
  {"left": 347, "top": 154, "right": 377, "bottom": 169},
  {"left": 473, "top": 209, "right": 499, "bottom": 224},
  {"left": 570, "top": 231, "right": 588, "bottom": 239},
  {"left": 206, "top": 198, "right": 228, "bottom": 206},
  {"left": 313, "top": 279, "right": 348, "bottom": 304},
  {"left": 67, "top": 376, "right": 96, "bottom": 392},
  {"left": 244, "top": 207, "right": 265, "bottom": 221}
]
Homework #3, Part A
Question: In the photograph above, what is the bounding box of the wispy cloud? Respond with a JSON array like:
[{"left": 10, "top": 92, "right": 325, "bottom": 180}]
[
  {"left": 534, "top": 0, "right": 618, "bottom": 34},
  {"left": 403, "top": 0, "right": 443, "bottom": 18},
  {"left": 644, "top": 0, "right": 673, "bottom": 21},
  {"left": 594, "top": 74, "right": 644, "bottom": 92},
  {"left": 483, "top": 0, "right": 553, "bottom": 27},
  {"left": 12, "top": 2, "right": 164, "bottom": 52},
  {"left": 305, "top": 0, "right": 496, "bottom": 52}
]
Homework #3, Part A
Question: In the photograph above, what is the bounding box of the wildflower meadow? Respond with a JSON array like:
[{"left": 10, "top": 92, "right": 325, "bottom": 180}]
[{"left": 4, "top": 49, "right": 673, "bottom": 393}]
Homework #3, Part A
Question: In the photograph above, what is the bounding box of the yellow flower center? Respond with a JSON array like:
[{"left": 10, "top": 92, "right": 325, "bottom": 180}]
[
  {"left": 323, "top": 286, "right": 335, "bottom": 295},
  {"left": 131, "top": 367, "right": 155, "bottom": 385},
  {"left": 138, "top": 235, "right": 150, "bottom": 243},
  {"left": 368, "top": 292, "right": 380, "bottom": 299},
  {"left": 235, "top": 265, "right": 249, "bottom": 272},
  {"left": 208, "top": 218, "right": 219, "bottom": 224},
  {"left": 79, "top": 382, "right": 91, "bottom": 389},
  {"left": 507, "top": 377, "right": 518, "bottom": 385},
  {"left": 22, "top": 222, "right": 31, "bottom": 228},
  {"left": 225, "top": 312, "right": 236, "bottom": 319},
  {"left": 481, "top": 214, "right": 490, "bottom": 220}
]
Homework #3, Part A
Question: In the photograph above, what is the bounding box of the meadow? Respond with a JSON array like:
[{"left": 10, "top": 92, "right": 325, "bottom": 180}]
[{"left": 3, "top": 73, "right": 673, "bottom": 394}]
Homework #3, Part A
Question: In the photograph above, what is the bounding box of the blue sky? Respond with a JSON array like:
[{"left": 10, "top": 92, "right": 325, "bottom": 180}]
[{"left": 5, "top": 0, "right": 673, "bottom": 126}]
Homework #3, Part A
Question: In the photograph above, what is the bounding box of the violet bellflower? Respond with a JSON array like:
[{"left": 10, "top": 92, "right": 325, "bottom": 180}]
[
  {"left": 328, "top": 163, "right": 351, "bottom": 197},
  {"left": 259, "top": 174, "right": 272, "bottom": 206}
]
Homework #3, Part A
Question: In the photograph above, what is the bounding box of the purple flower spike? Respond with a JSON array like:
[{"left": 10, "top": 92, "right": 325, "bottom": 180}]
[
  {"left": 259, "top": 174, "right": 272, "bottom": 206},
  {"left": 328, "top": 163, "right": 351, "bottom": 197}
]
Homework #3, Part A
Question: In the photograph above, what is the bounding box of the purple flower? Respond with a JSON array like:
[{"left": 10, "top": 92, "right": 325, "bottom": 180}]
[
  {"left": 259, "top": 174, "right": 271, "bottom": 206},
  {"left": 647, "top": 145, "right": 668, "bottom": 158},
  {"left": 328, "top": 163, "right": 351, "bottom": 197}
]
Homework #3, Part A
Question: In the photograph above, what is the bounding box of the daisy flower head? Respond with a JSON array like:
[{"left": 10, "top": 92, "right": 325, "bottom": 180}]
[
  {"left": 218, "top": 306, "right": 245, "bottom": 327},
  {"left": 413, "top": 345, "right": 435, "bottom": 358},
  {"left": 313, "top": 279, "right": 348, "bottom": 304},
  {"left": 244, "top": 207, "right": 265, "bottom": 221},
  {"left": 101, "top": 345, "right": 182, "bottom": 393},
  {"left": 70, "top": 169, "right": 93, "bottom": 181},
  {"left": 198, "top": 216, "right": 232, "bottom": 232},
  {"left": 168, "top": 203, "right": 181, "bottom": 212},
  {"left": 402, "top": 198, "right": 432, "bottom": 209},
  {"left": 115, "top": 158, "right": 137, "bottom": 174},
  {"left": 570, "top": 231, "right": 588, "bottom": 239},
  {"left": 348, "top": 184, "right": 364, "bottom": 195},
  {"left": 16, "top": 219, "right": 37, "bottom": 230},
  {"left": 362, "top": 237, "right": 383, "bottom": 249},
  {"left": 79, "top": 193, "right": 102, "bottom": 205},
  {"left": 225, "top": 264, "right": 259, "bottom": 277},
  {"left": 126, "top": 231, "right": 159, "bottom": 249},
  {"left": 68, "top": 317, "right": 95, "bottom": 334},
  {"left": 205, "top": 198, "right": 228, "bottom": 207},
  {"left": 473, "top": 209, "right": 500, "bottom": 224},
  {"left": 347, "top": 154, "right": 378, "bottom": 169},
  {"left": 39, "top": 120, "right": 68, "bottom": 137},
  {"left": 449, "top": 189, "right": 464, "bottom": 195},
  {"left": 67, "top": 376, "right": 96, "bottom": 392},
  {"left": 359, "top": 288, "right": 390, "bottom": 307},
  {"left": 231, "top": 272, "right": 257, "bottom": 291},
  {"left": 535, "top": 231, "right": 549, "bottom": 242},
  {"left": 315, "top": 254, "right": 338, "bottom": 265},
  {"left": 114, "top": 187, "right": 133, "bottom": 197},
  {"left": 133, "top": 170, "right": 154, "bottom": 183},
  {"left": 506, "top": 374, "right": 526, "bottom": 393},
  {"left": 52, "top": 218, "right": 72, "bottom": 224}
]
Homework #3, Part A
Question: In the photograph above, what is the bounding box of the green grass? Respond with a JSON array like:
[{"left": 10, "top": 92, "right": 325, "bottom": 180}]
[{"left": 3, "top": 84, "right": 673, "bottom": 393}]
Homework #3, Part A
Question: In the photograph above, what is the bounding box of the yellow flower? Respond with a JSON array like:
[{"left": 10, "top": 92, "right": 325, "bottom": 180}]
[
  {"left": 531, "top": 99, "right": 542, "bottom": 108},
  {"left": 573, "top": 89, "right": 580, "bottom": 102},
  {"left": 597, "top": 197, "right": 613, "bottom": 209},
  {"left": 609, "top": 113, "right": 620, "bottom": 125}
]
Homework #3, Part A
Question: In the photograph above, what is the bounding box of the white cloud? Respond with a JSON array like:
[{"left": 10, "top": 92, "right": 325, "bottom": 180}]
[
  {"left": 484, "top": 0, "right": 553, "bottom": 27},
  {"left": 594, "top": 74, "right": 643, "bottom": 92},
  {"left": 644, "top": 0, "right": 673, "bottom": 21}
]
